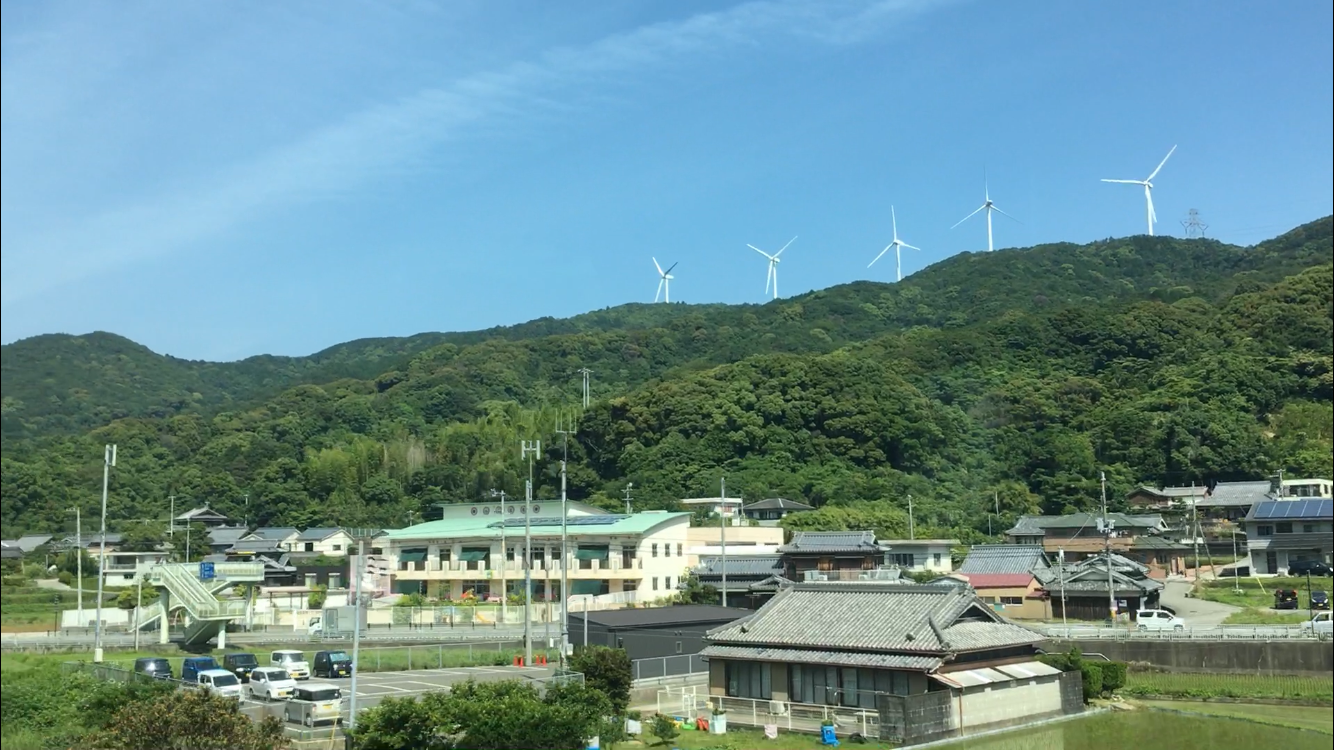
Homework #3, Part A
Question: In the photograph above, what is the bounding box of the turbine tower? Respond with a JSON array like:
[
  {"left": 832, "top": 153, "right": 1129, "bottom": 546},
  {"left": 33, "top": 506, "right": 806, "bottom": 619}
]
[
  {"left": 868, "top": 206, "right": 919, "bottom": 282},
  {"left": 1101, "top": 145, "right": 1177, "bottom": 236},
  {"left": 951, "top": 178, "right": 1017, "bottom": 252},
  {"left": 653, "top": 258, "right": 677, "bottom": 303},
  {"left": 747, "top": 236, "right": 795, "bottom": 300}
]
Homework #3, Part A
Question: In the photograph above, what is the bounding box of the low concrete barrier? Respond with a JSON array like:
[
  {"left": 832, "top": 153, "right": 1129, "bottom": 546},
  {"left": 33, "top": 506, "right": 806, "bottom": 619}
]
[{"left": 1047, "top": 638, "right": 1334, "bottom": 675}]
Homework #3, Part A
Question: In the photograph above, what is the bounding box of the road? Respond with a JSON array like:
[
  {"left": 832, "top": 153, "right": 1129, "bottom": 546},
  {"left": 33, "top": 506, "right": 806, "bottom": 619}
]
[{"left": 1160, "top": 577, "right": 1241, "bottom": 629}]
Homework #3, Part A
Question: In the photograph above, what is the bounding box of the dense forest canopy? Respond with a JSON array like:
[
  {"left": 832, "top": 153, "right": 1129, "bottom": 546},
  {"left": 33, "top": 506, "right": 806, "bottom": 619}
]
[{"left": 2, "top": 217, "right": 1331, "bottom": 540}]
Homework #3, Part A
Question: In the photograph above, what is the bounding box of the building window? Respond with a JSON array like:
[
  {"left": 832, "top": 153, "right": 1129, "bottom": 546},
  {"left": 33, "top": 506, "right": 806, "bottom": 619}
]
[
  {"left": 890, "top": 553, "right": 915, "bottom": 568},
  {"left": 1304, "top": 524, "right": 1316, "bottom": 533},
  {"left": 1257, "top": 525, "right": 1273, "bottom": 537},
  {"left": 652, "top": 577, "right": 659, "bottom": 591},
  {"left": 621, "top": 547, "right": 636, "bottom": 568},
  {"left": 1001, "top": 596, "right": 1024, "bottom": 606},
  {"left": 329, "top": 574, "right": 341, "bottom": 589},
  {"left": 725, "top": 661, "right": 771, "bottom": 700},
  {"left": 664, "top": 544, "right": 671, "bottom": 558},
  {"left": 332, "top": 544, "right": 342, "bottom": 552},
  {"left": 1276, "top": 523, "right": 1293, "bottom": 534},
  {"left": 506, "top": 547, "right": 516, "bottom": 562},
  {"left": 677, "top": 543, "right": 683, "bottom": 557},
  {"left": 304, "top": 573, "right": 317, "bottom": 588},
  {"left": 304, "top": 542, "right": 315, "bottom": 552},
  {"left": 817, "top": 557, "right": 834, "bottom": 572},
  {"left": 676, "top": 641, "right": 683, "bottom": 654},
  {"left": 932, "top": 553, "right": 942, "bottom": 567},
  {"left": 665, "top": 576, "right": 672, "bottom": 591},
  {"left": 652, "top": 544, "right": 659, "bottom": 558}
]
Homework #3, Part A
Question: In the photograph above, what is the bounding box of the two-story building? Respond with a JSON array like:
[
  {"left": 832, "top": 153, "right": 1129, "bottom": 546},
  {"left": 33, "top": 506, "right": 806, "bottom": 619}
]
[
  {"left": 880, "top": 539, "right": 958, "bottom": 574},
  {"left": 99, "top": 550, "right": 172, "bottom": 586},
  {"left": 385, "top": 501, "right": 692, "bottom": 603},
  {"left": 1243, "top": 498, "right": 1333, "bottom": 575},
  {"left": 777, "top": 531, "right": 890, "bottom": 582},
  {"left": 1005, "top": 513, "right": 1184, "bottom": 573},
  {"left": 294, "top": 528, "right": 354, "bottom": 556},
  {"left": 241, "top": 527, "right": 300, "bottom": 552}
]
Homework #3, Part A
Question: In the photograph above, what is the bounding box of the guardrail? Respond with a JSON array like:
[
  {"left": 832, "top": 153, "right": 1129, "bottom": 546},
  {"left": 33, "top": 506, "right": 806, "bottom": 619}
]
[
  {"left": 632, "top": 654, "right": 706, "bottom": 680},
  {"left": 1040, "top": 625, "right": 1322, "bottom": 641}
]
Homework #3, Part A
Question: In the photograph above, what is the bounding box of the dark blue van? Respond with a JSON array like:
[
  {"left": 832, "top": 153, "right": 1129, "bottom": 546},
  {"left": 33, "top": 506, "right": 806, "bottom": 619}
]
[{"left": 181, "top": 656, "right": 219, "bottom": 683}]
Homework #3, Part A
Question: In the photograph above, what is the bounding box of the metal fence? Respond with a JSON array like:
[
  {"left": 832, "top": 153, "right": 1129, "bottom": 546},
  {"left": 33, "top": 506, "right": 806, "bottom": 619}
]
[
  {"left": 632, "top": 654, "right": 706, "bottom": 680},
  {"left": 1042, "top": 625, "right": 1319, "bottom": 641},
  {"left": 656, "top": 685, "right": 882, "bottom": 736}
]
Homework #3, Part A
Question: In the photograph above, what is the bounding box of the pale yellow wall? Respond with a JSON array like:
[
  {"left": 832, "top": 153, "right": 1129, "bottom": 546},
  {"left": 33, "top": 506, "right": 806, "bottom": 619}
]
[
  {"left": 709, "top": 659, "right": 726, "bottom": 696},
  {"left": 770, "top": 663, "right": 789, "bottom": 701}
]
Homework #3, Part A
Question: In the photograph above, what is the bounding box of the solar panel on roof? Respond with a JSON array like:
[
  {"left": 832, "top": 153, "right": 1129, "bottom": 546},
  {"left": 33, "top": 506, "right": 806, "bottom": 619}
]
[
  {"left": 490, "top": 515, "right": 627, "bottom": 529},
  {"left": 1255, "top": 499, "right": 1333, "bottom": 520}
]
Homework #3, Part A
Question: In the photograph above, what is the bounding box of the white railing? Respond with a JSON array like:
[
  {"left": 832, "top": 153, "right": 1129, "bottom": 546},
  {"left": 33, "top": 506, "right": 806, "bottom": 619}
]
[
  {"left": 632, "top": 654, "right": 707, "bottom": 680},
  {"left": 656, "top": 687, "right": 882, "bottom": 736},
  {"left": 1041, "top": 624, "right": 1320, "bottom": 640},
  {"left": 149, "top": 564, "right": 249, "bottom": 620}
]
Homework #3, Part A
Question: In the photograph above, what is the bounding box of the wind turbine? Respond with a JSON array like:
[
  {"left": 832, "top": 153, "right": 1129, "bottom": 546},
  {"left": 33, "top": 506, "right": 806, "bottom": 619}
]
[
  {"left": 951, "top": 178, "right": 1017, "bottom": 252},
  {"left": 747, "top": 236, "right": 795, "bottom": 300},
  {"left": 652, "top": 258, "right": 677, "bottom": 303},
  {"left": 1101, "top": 145, "right": 1177, "bottom": 236},
  {"left": 868, "top": 206, "right": 919, "bottom": 282}
]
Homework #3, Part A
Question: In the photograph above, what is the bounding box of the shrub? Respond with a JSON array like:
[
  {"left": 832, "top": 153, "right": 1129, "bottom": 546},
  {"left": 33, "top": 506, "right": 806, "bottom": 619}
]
[
  {"left": 57, "top": 571, "right": 73, "bottom": 586},
  {"left": 569, "top": 645, "right": 633, "bottom": 714},
  {"left": 1079, "top": 663, "right": 1104, "bottom": 702},
  {"left": 307, "top": 584, "right": 327, "bottom": 610},
  {"left": 649, "top": 714, "right": 680, "bottom": 746},
  {"left": 1100, "top": 661, "right": 1127, "bottom": 694},
  {"left": 95, "top": 688, "right": 288, "bottom": 750}
]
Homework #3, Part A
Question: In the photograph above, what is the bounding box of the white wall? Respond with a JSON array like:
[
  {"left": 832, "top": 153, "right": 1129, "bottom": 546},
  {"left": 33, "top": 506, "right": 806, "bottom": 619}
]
[{"left": 957, "top": 676, "right": 1063, "bottom": 731}]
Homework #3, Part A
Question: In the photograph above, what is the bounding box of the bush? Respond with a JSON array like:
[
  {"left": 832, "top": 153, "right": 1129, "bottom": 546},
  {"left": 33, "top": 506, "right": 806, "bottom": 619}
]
[
  {"left": 1100, "top": 661, "right": 1127, "bottom": 694},
  {"left": 395, "top": 592, "right": 428, "bottom": 608},
  {"left": 307, "top": 584, "right": 327, "bottom": 610},
  {"left": 649, "top": 714, "right": 680, "bottom": 746},
  {"left": 57, "top": 571, "right": 73, "bottom": 586},
  {"left": 569, "top": 645, "right": 633, "bottom": 714},
  {"left": 95, "top": 688, "right": 288, "bottom": 750},
  {"left": 1079, "top": 663, "right": 1104, "bottom": 702}
]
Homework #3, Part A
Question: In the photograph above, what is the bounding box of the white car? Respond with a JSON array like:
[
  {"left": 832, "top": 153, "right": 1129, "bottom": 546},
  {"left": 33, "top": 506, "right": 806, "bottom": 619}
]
[
  {"left": 1135, "top": 608, "right": 1186, "bottom": 631},
  {"left": 271, "top": 649, "right": 311, "bottom": 680},
  {"left": 1302, "top": 611, "right": 1332, "bottom": 637},
  {"left": 197, "top": 668, "right": 245, "bottom": 699},
  {"left": 248, "top": 667, "right": 298, "bottom": 701}
]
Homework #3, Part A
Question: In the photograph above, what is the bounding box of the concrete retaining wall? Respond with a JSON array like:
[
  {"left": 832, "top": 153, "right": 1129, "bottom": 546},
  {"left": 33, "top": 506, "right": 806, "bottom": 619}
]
[{"left": 1048, "top": 638, "right": 1334, "bottom": 675}]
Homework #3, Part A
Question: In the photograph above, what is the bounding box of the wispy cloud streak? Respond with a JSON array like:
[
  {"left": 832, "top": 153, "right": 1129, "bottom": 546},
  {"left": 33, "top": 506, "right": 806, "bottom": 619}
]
[{"left": 1, "top": 0, "right": 947, "bottom": 305}]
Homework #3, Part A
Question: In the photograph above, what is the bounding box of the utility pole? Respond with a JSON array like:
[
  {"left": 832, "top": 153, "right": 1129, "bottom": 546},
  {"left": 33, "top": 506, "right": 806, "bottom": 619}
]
[
  {"left": 556, "top": 417, "right": 575, "bottom": 662},
  {"left": 992, "top": 491, "right": 999, "bottom": 537},
  {"left": 1231, "top": 529, "right": 1242, "bottom": 593},
  {"left": 168, "top": 495, "right": 175, "bottom": 538},
  {"left": 68, "top": 507, "right": 84, "bottom": 625},
  {"left": 577, "top": 368, "right": 593, "bottom": 409},
  {"left": 623, "top": 483, "right": 634, "bottom": 514},
  {"left": 719, "top": 476, "right": 728, "bottom": 608},
  {"left": 520, "top": 439, "right": 542, "bottom": 667},
  {"left": 347, "top": 530, "right": 376, "bottom": 735},
  {"left": 1057, "top": 548, "right": 1068, "bottom": 630},
  {"left": 1190, "top": 484, "right": 1202, "bottom": 579},
  {"left": 94, "top": 443, "right": 116, "bottom": 662},
  {"left": 1101, "top": 471, "right": 1115, "bottom": 624},
  {"left": 489, "top": 489, "right": 509, "bottom": 625},
  {"left": 908, "top": 494, "right": 915, "bottom": 540},
  {"left": 242, "top": 493, "right": 250, "bottom": 529},
  {"left": 134, "top": 574, "right": 143, "bottom": 651}
]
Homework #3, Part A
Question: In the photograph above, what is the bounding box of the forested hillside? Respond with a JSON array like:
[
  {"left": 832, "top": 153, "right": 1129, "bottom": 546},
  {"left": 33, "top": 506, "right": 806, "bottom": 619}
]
[{"left": 2, "top": 217, "right": 1330, "bottom": 540}]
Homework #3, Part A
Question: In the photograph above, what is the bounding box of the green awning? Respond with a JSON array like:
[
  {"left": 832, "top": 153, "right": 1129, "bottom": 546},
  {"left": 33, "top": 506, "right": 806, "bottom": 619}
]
[
  {"left": 574, "top": 545, "right": 610, "bottom": 561},
  {"left": 459, "top": 549, "right": 490, "bottom": 562},
  {"left": 399, "top": 549, "right": 428, "bottom": 563},
  {"left": 571, "top": 580, "right": 607, "bottom": 596}
]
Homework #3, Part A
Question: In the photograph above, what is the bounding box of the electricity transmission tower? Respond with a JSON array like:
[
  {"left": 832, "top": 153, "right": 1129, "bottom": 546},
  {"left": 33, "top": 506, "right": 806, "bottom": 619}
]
[{"left": 1181, "top": 209, "right": 1208, "bottom": 238}]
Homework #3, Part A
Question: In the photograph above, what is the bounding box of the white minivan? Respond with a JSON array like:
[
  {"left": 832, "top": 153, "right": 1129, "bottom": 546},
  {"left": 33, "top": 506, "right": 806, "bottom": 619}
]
[
  {"left": 1135, "top": 608, "right": 1186, "bottom": 631},
  {"left": 248, "top": 666, "right": 298, "bottom": 701},
  {"left": 197, "top": 668, "right": 245, "bottom": 699},
  {"left": 271, "top": 650, "right": 311, "bottom": 680}
]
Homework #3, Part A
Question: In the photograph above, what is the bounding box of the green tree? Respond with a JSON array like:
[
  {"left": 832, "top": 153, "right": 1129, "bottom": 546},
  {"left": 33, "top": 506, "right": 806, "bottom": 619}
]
[
  {"left": 649, "top": 713, "right": 680, "bottom": 746},
  {"left": 569, "top": 645, "right": 633, "bottom": 714},
  {"left": 307, "top": 583, "right": 327, "bottom": 610},
  {"left": 675, "top": 572, "right": 719, "bottom": 605},
  {"left": 117, "top": 522, "right": 167, "bottom": 552},
  {"left": 95, "top": 688, "right": 288, "bottom": 750}
]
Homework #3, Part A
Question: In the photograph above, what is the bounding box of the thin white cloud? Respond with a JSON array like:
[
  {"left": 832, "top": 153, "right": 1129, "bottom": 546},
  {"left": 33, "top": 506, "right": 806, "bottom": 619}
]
[{"left": 0, "top": 0, "right": 949, "bottom": 306}]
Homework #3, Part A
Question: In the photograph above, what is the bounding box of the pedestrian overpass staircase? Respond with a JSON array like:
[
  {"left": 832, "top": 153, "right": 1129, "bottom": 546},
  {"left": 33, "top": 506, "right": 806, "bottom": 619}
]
[{"left": 133, "top": 562, "right": 264, "bottom": 646}]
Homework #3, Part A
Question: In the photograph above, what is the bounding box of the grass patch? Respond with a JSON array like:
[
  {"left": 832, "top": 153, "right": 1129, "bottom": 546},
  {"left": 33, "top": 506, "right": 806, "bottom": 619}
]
[
  {"left": 1124, "top": 671, "right": 1334, "bottom": 701},
  {"left": 1137, "top": 700, "right": 1334, "bottom": 735},
  {"left": 1195, "top": 576, "right": 1333, "bottom": 609},
  {"left": 1222, "top": 608, "right": 1311, "bottom": 625}
]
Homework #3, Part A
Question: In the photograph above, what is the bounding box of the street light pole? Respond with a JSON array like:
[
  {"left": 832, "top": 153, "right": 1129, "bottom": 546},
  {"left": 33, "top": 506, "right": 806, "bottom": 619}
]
[
  {"left": 556, "top": 418, "right": 574, "bottom": 663},
  {"left": 346, "top": 530, "right": 377, "bottom": 736},
  {"left": 1101, "top": 471, "right": 1115, "bottom": 624},
  {"left": 1231, "top": 529, "right": 1242, "bottom": 593},
  {"left": 520, "top": 439, "right": 542, "bottom": 667},
  {"left": 720, "top": 476, "right": 727, "bottom": 608},
  {"left": 94, "top": 443, "right": 116, "bottom": 662}
]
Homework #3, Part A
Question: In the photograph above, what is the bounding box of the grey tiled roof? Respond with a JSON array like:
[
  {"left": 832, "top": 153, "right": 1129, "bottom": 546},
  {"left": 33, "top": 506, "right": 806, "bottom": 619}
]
[
  {"left": 778, "top": 531, "right": 886, "bottom": 554},
  {"left": 743, "top": 498, "right": 814, "bottom": 512},
  {"left": 207, "top": 527, "right": 250, "bottom": 546},
  {"left": 941, "top": 620, "right": 1045, "bottom": 651},
  {"left": 229, "top": 540, "right": 287, "bottom": 553},
  {"left": 15, "top": 535, "right": 53, "bottom": 552},
  {"left": 1007, "top": 513, "right": 1165, "bottom": 536},
  {"left": 700, "top": 644, "right": 943, "bottom": 671},
  {"left": 706, "top": 582, "right": 1035, "bottom": 656},
  {"left": 958, "top": 545, "right": 1050, "bottom": 574},
  {"left": 695, "top": 555, "right": 784, "bottom": 579},
  {"left": 297, "top": 527, "right": 345, "bottom": 541},
  {"left": 1205, "top": 481, "right": 1274, "bottom": 507},
  {"left": 748, "top": 574, "right": 794, "bottom": 592}
]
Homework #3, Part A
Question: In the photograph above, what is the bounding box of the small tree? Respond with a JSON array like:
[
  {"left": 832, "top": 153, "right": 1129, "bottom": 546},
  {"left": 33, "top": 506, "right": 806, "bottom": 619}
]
[
  {"left": 116, "top": 586, "right": 160, "bottom": 610},
  {"left": 97, "top": 688, "right": 288, "bottom": 749},
  {"left": 649, "top": 714, "right": 680, "bottom": 746},
  {"left": 569, "top": 645, "right": 633, "bottom": 714},
  {"left": 675, "top": 572, "right": 719, "bottom": 605}
]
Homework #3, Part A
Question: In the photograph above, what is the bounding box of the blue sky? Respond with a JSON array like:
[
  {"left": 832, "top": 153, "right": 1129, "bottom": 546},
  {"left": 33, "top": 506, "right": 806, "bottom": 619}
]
[{"left": 3, "top": 0, "right": 1331, "bottom": 361}]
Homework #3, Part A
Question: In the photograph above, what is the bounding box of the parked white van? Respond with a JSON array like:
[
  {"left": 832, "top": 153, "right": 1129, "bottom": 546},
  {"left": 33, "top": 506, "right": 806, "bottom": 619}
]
[
  {"left": 271, "top": 650, "right": 310, "bottom": 680},
  {"left": 197, "top": 668, "right": 245, "bottom": 699},
  {"left": 248, "top": 667, "right": 298, "bottom": 701},
  {"left": 1135, "top": 609, "right": 1186, "bottom": 631}
]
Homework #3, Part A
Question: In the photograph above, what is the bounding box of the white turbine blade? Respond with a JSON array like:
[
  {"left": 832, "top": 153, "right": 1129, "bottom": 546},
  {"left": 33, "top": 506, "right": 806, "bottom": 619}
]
[
  {"left": 655, "top": 278, "right": 664, "bottom": 303},
  {"left": 901, "top": 243, "right": 921, "bottom": 251},
  {"left": 868, "top": 245, "right": 891, "bottom": 268},
  {"left": 891, "top": 205, "right": 899, "bottom": 240},
  {"left": 1146, "top": 144, "right": 1177, "bottom": 182},
  {"left": 774, "top": 236, "right": 797, "bottom": 258},
  {"left": 1101, "top": 179, "right": 1143, "bottom": 184},
  {"left": 951, "top": 203, "right": 986, "bottom": 229},
  {"left": 653, "top": 257, "right": 664, "bottom": 276},
  {"left": 664, "top": 261, "right": 678, "bottom": 275},
  {"left": 764, "top": 264, "right": 772, "bottom": 295},
  {"left": 748, "top": 244, "right": 775, "bottom": 260},
  {"left": 991, "top": 204, "right": 1022, "bottom": 224}
]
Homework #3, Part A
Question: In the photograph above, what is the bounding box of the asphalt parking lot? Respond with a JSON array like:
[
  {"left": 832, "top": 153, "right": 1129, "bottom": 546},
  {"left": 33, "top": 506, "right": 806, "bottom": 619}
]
[{"left": 325, "top": 664, "right": 555, "bottom": 703}]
